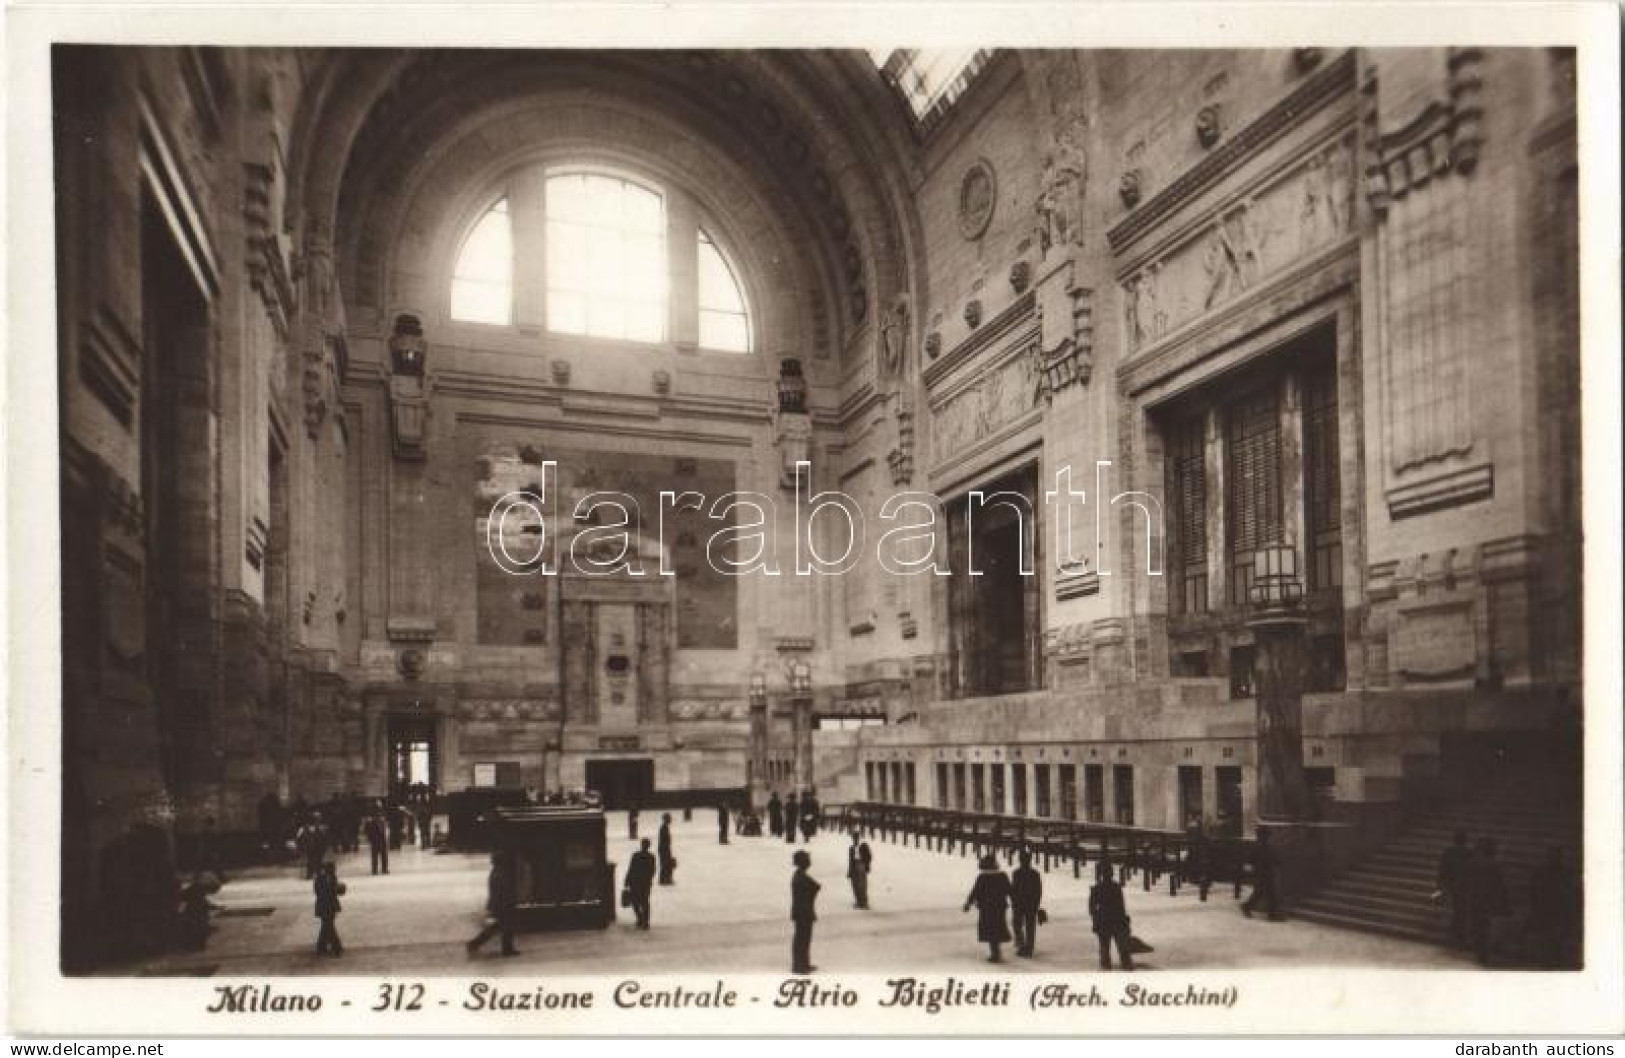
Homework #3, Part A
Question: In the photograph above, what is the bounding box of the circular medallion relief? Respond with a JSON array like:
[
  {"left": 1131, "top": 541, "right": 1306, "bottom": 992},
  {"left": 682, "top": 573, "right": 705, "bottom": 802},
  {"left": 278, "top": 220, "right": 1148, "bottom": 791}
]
[{"left": 958, "top": 159, "right": 997, "bottom": 240}]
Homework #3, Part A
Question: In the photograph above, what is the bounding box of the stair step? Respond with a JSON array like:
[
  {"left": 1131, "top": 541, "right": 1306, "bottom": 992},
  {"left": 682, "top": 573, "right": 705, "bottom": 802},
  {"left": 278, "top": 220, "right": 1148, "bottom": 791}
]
[
  {"left": 1358, "top": 865, "right": 1441, "bottom": 884},
  {"left": 1303, "top": 889, "right": 1439, "bottom": 920},
  {"left": 1338, "top": 868, "right": 1439, "bottom": 892},
  {"left": 1331, "top": 874, "right": 1438, "bottom": 900},
  {"left": 1296, "top": 904, "right": 1439, "bottom": 935},
  {"left": 1291, "top": 907, "right": 1440, "bottom": 946}
]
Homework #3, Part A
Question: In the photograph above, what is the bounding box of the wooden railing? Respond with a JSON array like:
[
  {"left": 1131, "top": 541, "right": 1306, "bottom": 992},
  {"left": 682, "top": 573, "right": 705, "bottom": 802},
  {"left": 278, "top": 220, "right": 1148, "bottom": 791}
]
[{"left": 820, "top": 801, "right": 1256, "bottom": 897}]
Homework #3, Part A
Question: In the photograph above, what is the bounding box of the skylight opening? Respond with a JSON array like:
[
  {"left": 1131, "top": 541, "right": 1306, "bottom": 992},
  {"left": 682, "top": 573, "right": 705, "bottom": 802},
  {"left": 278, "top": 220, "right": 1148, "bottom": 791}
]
[{"left": 869, "top": 48, "right": 994, "bottom": 128}]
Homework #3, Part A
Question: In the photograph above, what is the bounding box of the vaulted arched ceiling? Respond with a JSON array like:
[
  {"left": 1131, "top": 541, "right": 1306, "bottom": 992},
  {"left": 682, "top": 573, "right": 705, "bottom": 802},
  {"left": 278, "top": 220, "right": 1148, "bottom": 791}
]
[{"left": 288, "top": 49, "right": 928, "bottom": 364}]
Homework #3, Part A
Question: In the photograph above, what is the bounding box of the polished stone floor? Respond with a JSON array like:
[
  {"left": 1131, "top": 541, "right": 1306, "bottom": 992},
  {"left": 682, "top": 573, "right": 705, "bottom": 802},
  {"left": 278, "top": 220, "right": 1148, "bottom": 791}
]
[{"left": 117, "top": 813, "right": 1473, "bottom": 975}]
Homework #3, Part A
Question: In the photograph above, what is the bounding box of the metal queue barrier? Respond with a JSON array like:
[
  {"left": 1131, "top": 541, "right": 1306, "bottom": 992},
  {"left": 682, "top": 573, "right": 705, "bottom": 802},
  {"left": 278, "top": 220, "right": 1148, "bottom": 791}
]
[{"left": 822, "top": 801, "right": 1255, "bottom": 898}]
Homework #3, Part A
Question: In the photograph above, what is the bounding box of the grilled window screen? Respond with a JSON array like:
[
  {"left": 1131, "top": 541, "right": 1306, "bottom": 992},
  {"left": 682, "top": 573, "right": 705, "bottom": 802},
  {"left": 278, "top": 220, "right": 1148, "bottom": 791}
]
[
  {"left": 1168, "top": 416, "right": 1208, "bottom": 614},
  {"left": 1304, "top": 365, "right": 1343, "bottom": 600},
  {"left": 1226, "top": 386, "right": 1283, "bottom": 606}
]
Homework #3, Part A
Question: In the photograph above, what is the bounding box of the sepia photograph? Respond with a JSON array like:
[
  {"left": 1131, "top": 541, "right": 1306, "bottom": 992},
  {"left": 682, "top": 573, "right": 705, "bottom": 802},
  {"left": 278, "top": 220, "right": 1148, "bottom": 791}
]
[{"left": 7, "top": 3, "right": 1622, "bottom": 1038}]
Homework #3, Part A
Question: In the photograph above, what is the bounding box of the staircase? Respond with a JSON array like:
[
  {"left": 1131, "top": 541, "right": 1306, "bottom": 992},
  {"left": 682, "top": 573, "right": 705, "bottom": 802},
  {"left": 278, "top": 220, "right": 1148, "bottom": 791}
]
[{"left": 1295, "top": 783, "right": 1580, "bottom": 946}]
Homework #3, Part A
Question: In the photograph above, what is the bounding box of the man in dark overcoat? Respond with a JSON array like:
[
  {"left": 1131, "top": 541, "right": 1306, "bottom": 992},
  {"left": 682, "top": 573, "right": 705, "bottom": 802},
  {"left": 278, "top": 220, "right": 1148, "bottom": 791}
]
[
  {"left": 790, "top": 850, "right": 821, "bottom": 974},
  {"left": 767, "top": 792, "right": 783, "bottom": 837},
  {"left": 624, "top": 838, "right": 657, "bottom": 929},
  {"left": 313, "top": 861, "right": 345, "bottom": 957},
  {"left": 1010, "top": 848, "right": 1043, "bottom": 956},
  {"left": 1089, "top": 861, "right": 1133, "bottom": 970},
  {"left": 657, "top": 813, "right": 676, "bottom": 885}
]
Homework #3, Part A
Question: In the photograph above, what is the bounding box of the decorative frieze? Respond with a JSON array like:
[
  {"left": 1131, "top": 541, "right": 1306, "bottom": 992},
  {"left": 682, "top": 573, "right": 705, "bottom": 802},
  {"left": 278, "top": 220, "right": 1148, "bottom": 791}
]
[
  {"left": 671, "top": 699, "right": 747, "bottom": 722},
  {"left": 1107, "top": 49, "right": 1356, "bottom": 255},
  {"left": 458, "top": 698, "right": 559, "bottom": 722},
  {"left": 929, "top": 340, "right": 1044, "bottom": 465},
  {"left": 1119, "top": 133, "right": 1355, "bottom": 356}
]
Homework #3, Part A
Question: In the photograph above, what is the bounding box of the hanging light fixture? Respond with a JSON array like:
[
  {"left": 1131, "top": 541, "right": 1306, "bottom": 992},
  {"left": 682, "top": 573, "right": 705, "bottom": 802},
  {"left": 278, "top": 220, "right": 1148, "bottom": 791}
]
[{"left": 1248, "top": 539, "right": 1304, "bottom": 609}]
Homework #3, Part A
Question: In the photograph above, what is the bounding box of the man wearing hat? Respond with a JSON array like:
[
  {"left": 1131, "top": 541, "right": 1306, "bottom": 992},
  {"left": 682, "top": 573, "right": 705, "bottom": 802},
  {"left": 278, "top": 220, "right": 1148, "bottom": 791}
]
[
  {"left": 790, "top": 850, "right": 821, "bottom": 974},
  {"left": 846, "top": 829, "right": 873, "bottom": 910},
  {"left": 657, "top": 813, "right": 676, "bottom": 886},
  {"left": 1089, "top": 861, "right": 1134, "bottom": 970},
  {"left": 1010, "top": 848, "right": 1043, "bottom": 957}
]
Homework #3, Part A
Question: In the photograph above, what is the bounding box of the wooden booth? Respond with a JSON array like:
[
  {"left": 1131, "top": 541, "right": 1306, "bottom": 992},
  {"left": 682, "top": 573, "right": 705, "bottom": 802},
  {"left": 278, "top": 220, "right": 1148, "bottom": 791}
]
[{"left": 490, "top": 806, "right": 617, "bottom": 930}]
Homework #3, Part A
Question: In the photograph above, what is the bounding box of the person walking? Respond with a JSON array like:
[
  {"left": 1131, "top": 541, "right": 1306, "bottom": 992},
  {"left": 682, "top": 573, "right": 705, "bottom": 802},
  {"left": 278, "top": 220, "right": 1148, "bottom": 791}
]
[
  {"left": 415, "top": 803, "right": 433, "bottom": 850},
  {"left": 623, "top": 838, "right": 657, "bottom": 930},
  {"left": 364, "top": 804, "right": 390, "bottom": 876},
  {"left": 1240, "top": 827, "right": 1282, "bottom": 920},
  {"left": 467, "top": 850, "right": 520, "bottom": 956},
  {"left": 1435, "top": 830, "right": 1471, "bottom": 948},
  {"left": 963, "top": 853, "right": 1014, "bottom": 963},
  {"left": 657, "top": 813, "right": 676, "bottom": 885},
  {"left": 1184, "top": 821, "right": 1214, "bottom": 902},
  {"left": 768, "top": 792, "right": 784, "bottom": 838},
  {"left": 1089, "top": 861, "right": 1134, "bottom": 970},
  {"left": 299, "top": 812, "right": 329, "bottom": 881},
  {"left": 800, "top": 792, "right": 819, "bottom": 841},
  {"left": 790, "top": 850, "right": 821, "bottom": 974},
  {"left": 628, "top": 807, "right": 640, "bottom": 841},
  {"left": 717, "top": 804, "right": 731, "bottom": 845},
  {"left": 1010, "top": 849, "right": 1043, "bottom": 957},
  {"left": 846, "top": 830, "right": 873, "bottom": 910},
  {"left": 1465, "top": 837, "right": 1509, "bottom": 967},
  {"left": 313, "top": 861, "right": 345, "bottom": 957},
  {"left": 784, "top": 793, "right": 799, "bottom": 845}
]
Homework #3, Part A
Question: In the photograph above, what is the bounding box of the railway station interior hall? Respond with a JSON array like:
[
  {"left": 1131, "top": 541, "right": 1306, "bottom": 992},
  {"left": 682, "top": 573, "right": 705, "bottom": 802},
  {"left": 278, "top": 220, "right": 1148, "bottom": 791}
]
[{"left": 52, "top": 45, "right": 1582, "bottom": 972}]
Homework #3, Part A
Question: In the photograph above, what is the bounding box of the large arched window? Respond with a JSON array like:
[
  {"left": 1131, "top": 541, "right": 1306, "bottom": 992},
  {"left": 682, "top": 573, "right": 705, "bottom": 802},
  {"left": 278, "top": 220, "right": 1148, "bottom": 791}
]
[
  {"left": 449, "top": 198, "right": 513, "bottom": 325},
  {"left": 697, "top": 228, "right": 751, "bottom": 353},
  {"left": 446, "top": 168, "right": 754, "bottom": 353},
  {"left": 545, "top": 172, "right": 666, "bottom": 343}
]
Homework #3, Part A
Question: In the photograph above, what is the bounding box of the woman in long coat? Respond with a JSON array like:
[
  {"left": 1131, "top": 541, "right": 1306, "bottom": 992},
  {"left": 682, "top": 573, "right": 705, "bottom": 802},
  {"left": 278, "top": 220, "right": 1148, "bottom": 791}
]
[{"left": 963, "top": 853, "right": 1014, "bottom": 962}]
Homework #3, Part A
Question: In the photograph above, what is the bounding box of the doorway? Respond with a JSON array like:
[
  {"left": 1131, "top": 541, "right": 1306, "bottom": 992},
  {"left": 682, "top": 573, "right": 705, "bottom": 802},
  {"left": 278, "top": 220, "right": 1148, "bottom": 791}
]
[
  {"left": 388, "top": 718, "right": 438, "bottom": 800},
  {"left": 1178, "top": 765, "right": 1204, "bottom": 829},
  {"left": 946, "top": 464, "right": 1041, "bottom": 697},
  {"left": 1216, "top": 765, "right": 1244, "bottom": 837},
  {"left": 584, "top": 758, "right": 654, "bottom": 808}
]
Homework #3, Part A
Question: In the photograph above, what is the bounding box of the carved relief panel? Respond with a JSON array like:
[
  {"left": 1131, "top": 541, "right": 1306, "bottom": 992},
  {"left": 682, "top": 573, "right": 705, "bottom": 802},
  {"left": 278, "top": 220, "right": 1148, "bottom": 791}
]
[
  {"left": 929, "top": 341, "right": 1045, "bottom": 467},
  {"left": 1118, "top": 132, "right": 1356, "bottom": 356}
]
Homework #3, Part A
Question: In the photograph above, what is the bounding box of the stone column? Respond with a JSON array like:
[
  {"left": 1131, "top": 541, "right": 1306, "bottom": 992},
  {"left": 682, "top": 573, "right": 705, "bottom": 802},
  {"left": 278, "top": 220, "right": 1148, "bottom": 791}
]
[
  {"left": 791, "top": 696, "right": 814, "bottom": 792},
  {"left": 748, "top": 701, "right": 768, "bottom": 810},
  {"left": 1250, "top": 600, "right": 1325, "bottom": 901},
  {"left": 1251, "top": 610, "right": 1314, "bottom": 822}
]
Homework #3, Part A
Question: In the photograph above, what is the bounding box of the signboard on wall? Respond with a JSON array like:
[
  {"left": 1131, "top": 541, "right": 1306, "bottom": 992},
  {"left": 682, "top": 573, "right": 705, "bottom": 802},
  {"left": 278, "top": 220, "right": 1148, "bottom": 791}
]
[{"left": 472, "top": 762, "right": 523, "bottom": 788}]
